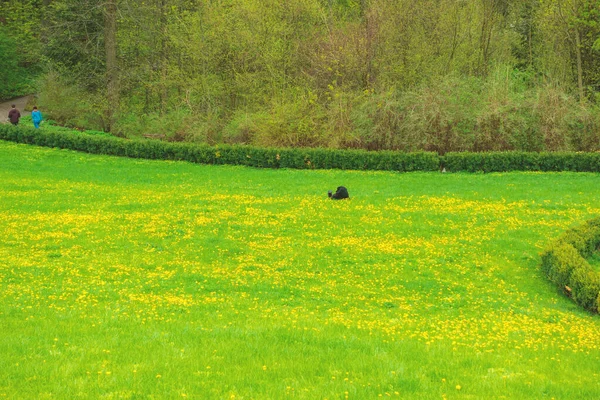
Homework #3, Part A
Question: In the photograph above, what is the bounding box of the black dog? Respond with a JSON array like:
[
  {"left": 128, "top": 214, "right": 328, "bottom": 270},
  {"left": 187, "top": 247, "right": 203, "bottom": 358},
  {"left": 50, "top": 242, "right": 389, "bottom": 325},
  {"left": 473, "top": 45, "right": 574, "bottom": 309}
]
[{"left": 328, "top": 186, "right": 349, "bottom": 200}]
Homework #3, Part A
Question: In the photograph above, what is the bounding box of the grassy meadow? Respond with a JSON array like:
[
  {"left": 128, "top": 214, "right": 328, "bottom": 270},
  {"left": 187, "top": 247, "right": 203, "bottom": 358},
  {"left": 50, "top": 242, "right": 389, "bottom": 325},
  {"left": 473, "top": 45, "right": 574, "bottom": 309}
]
[{"left": 1, "top": 141, "right": 600, "bottom": 399}]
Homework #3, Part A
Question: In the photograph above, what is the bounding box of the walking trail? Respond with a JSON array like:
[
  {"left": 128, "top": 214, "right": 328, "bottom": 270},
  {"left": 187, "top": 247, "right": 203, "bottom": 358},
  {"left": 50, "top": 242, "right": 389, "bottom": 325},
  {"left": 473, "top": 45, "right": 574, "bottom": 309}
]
[{"left": 0, "top": 95, "right": 32, "bottom": 124}]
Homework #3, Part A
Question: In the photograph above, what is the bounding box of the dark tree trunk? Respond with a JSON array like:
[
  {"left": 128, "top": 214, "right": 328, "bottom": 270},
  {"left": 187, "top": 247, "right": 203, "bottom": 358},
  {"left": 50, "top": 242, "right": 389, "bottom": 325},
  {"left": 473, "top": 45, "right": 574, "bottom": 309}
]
[
  {"left": 105, "top": 0, "right": 119, "bottom": 131},
  {"left": 159, "top": 0, "right": 168, "bottom": 115}
]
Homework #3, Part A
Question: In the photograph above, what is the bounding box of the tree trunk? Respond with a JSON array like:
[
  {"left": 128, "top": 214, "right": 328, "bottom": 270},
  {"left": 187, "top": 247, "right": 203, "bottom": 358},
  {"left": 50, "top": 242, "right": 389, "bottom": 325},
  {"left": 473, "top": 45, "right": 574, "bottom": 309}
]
[
  {"left": 361, "top": 0, "right": 375, "bottom": 89},
  {"left": 528, "top": 18, "right": 533, "bottom": 67},
  {"left": 479, "top": 1, "right": 493, "bottom": 76},
  {"left": 159, "top": 0, "right": 168, "bottom": 115},
  {"left": 105, "top": 0, "right": 119, "bottom": 131},
  {"left": 575, "top": 27, "right": 585, "bottom": 103}
]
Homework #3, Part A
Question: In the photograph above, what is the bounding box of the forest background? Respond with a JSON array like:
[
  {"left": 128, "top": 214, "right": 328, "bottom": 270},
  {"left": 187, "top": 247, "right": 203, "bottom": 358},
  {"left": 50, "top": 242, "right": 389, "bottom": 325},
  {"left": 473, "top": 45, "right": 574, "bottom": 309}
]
[{"left": 1, "top": 0, "right": 599, "bottom": 153}]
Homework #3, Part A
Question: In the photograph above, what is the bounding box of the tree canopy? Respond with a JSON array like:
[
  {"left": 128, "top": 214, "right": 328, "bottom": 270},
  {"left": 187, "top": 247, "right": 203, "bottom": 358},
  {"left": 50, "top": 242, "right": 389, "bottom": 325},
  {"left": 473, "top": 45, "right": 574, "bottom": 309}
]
[{"left": 1, "top": 0, "right": 599, "bottom": 152}]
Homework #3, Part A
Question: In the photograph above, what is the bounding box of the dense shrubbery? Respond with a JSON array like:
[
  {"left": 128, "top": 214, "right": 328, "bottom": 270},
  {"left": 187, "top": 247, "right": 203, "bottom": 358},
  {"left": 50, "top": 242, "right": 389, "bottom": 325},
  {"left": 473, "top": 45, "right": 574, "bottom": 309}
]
[
  {"left": 4, "top": 1, "right": 600, "bottom": 151},
  {"left": 0, "top": 28, "right": 37, "bottom": 100},
  {"left": 540, "top": 218, "right": 600, "bottom": 312},
  {"left": 0, "top": 124, "right": 439, "bottom": 172},
  {"left": 443, "top": 152, "right": 600, "bottom": 173},
  {"left": 6, "top": 125, "right": 600, "bottom": 174},
  {"left": 37, "top": 70, "right": 600, "bottom": 153}
]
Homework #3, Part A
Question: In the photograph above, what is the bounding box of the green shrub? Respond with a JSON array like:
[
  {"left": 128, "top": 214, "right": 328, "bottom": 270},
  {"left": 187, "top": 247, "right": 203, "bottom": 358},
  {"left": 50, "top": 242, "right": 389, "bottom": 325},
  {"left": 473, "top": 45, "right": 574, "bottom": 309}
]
[
  {"left": 0, "top": 125, "right": 439, "bottom": 172},
  {"left": 7, "top": 125, "right": 600, "bottom": 175},
  {"left": 540, "top": 216, "right": 600, "bottom": 312},
  {"left": 561, "top": 230, "right": 593, "bottom": 258},
  {"left": 37, "top": 71, "right": 106, "bottom": 131},
  {"left": 0, "top": 28, "right": 37, "bottom": 100},
  {"left": 443, "top": 152, "right": 600, "bottom": 173},
  {"left": 562, "top": 221, "right": 600, "bottom": 258},
  {"left": 570, "top": 267, "right": 600, "bottom": 312},
  {"left": 250, "top": 94, "right": 327, "bottom": 149},
  {"left": 112, "top": 110, "right": 198, "bottom": 141},
  {"left": 544, "top": 243, "right": 583, "bottom": 288}
]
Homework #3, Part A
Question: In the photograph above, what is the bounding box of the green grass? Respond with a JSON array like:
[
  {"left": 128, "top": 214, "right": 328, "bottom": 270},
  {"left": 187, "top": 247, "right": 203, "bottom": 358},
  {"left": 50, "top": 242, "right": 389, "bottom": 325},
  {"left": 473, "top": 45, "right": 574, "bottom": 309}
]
[
  {"left": 1, "top": 141, "right": 600, "bottom": 399},
  {"left": 18, "top": 117, "right": 114, "bottom": 137}
]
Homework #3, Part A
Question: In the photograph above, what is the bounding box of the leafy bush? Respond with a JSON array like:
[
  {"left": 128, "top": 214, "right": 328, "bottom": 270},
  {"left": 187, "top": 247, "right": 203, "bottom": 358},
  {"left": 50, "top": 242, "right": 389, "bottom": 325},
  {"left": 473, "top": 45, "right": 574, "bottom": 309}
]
[
  {"left": 403, "top": 75, "right": 480, "bottom": 154},
  {"left": 544, "top": 243, "right": 583, "bottom": 288},
  {"left": 113, "top": 109, "right": 199, "bottom": 142},
  {"left": 540, "top": 217, "right": 600, "bottom": 312},
  {"left": 570, "top": 267, "right": 600, "bottom": 311},
  {"left": 0, "top": 125, "right": 439, "bottom": 172},
  {"left": 0, "top": 28, "right": 36, "bottom": 100},
  {"left": 35, "top": 66, "right": 600, "bottom": 153},
  {"left": 443, "top": 151, "right": 600, "bottom": 173},
  {"left": 252, "top": 94, "right": 328, "bottom": 149},
  {"left": 37, "top": 71, "right": 106, "bottom": 130},
  {"left": 7, "top": 125, "right": 600, "bottom": 175}
]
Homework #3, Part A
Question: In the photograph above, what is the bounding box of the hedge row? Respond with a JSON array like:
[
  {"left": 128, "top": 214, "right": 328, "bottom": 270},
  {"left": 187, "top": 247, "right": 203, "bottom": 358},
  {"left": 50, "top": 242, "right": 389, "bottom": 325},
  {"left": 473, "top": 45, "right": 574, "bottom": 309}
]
[
  {"left": 4, "top": 125, "right": 600, "bottom": 173},
  {"left": 443, "top": 151, "right": 600, "bottom": 172},
  {"left": 0, "top": 125, "right": 438, "bottom": 172},
  {"left": 540, "top": 218, "right": 600, "bottom": 312}
]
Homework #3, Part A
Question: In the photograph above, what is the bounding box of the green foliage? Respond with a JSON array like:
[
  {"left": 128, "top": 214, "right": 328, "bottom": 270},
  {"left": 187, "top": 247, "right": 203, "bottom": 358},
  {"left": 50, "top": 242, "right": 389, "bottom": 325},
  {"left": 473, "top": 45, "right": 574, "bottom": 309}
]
[
  {"left": 9, "top": 125, "right": 600, "bottom": 174},
  {"left": 42, "top": 0, "right": 106, "bottom": 91},
  {"left": 0, "top": 0, "right": 44, "bottom": 65},
  {"left": 570, "top": 267, "right": 600, "bottom": 311},
  {"left": 537, "top": 0, "right": 600, "bottom": 101},
  {"left": 7, "top": 0, "right": 600, "bottom": 149},
  {"left": 0, "top": 28, "right": 36, "bottom": 100},
  {"left": 9, "top": 0, "right": 596, "bottom": 149},
  {"left": 546, "top": 243, "right": 584, "bottom": 288},
  {"left": 0, "top": 125, "right": 439, "bottom": 172},
  {"left": 540, "top": 217, "right": 600, "bottom": 312},
  {"left": 37, "top": 71, "right": 106, "bottom": 130},
  {"left": 443, "top": 152, "right": 600, "bottom": 173},
  {"left": 113, "top": 109, "right": 199, "bottom": 141},
  {"left": 248, "top": 92, "right": 328, "bottom": 148}
]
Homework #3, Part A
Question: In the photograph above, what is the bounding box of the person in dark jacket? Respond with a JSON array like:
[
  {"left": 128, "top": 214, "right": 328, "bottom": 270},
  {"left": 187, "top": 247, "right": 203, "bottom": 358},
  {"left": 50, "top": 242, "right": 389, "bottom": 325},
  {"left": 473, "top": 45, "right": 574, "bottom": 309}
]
[
  {"left": 8, "top": 105, "right": 21, "bottom": 126},
  {"left": 328, "top": 186, "right": 349, "bottom": 200}
]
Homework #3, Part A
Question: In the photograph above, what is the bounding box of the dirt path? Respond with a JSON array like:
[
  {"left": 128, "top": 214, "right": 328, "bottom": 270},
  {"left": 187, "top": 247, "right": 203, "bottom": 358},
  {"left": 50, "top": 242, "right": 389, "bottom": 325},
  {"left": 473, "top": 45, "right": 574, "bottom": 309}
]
[{"left": 0, "top": 95, "right": 32, "bottom": 124}]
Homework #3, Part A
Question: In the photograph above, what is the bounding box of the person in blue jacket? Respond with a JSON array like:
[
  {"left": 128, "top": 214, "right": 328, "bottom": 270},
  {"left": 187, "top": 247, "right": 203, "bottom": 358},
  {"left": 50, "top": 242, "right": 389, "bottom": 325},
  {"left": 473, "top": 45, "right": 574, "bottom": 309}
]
[{"left": 31, "top": 106, "right": 42, "bottom": 129}]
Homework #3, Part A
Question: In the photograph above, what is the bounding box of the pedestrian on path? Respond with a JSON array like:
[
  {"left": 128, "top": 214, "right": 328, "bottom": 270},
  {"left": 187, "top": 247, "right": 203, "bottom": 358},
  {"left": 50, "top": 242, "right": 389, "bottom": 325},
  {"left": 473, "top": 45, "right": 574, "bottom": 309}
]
[
  {"left": 8, "top": 104, "right": 21, "bottom": 126},
  {"left": 31, "top": 106, "right": 42, "bottom": 129}
]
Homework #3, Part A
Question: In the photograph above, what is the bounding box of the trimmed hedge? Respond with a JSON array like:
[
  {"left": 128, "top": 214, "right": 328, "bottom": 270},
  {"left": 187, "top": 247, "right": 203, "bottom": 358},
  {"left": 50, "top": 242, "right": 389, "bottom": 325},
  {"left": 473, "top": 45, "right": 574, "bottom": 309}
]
[
  {"left": 443, "top": 151, "right": 600, "bottom": 173},
  {"left": 4, "top": 125, "right": 600, "bottom": 173},
  {"left": 540, "top": 217, "right": 600, "bottom": 312},
  {"left": 0, "top": 125, "right": 439, "bottom": 172}
]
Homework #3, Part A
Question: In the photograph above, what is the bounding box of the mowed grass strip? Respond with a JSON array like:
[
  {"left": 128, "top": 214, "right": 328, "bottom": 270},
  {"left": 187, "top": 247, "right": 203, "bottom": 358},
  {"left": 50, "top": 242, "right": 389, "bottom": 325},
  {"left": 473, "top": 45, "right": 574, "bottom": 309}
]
[{"left": 1, "top": 141, "right": 600, "bottom": 399}]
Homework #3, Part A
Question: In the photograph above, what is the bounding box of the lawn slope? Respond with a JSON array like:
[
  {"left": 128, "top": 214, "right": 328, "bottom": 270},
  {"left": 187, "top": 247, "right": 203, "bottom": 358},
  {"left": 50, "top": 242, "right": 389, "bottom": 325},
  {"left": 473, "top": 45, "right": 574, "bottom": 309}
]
[{"left": 1, "top": 141, "right": 600, "bottom": 399}]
